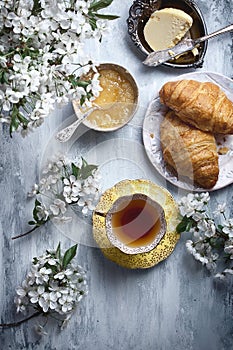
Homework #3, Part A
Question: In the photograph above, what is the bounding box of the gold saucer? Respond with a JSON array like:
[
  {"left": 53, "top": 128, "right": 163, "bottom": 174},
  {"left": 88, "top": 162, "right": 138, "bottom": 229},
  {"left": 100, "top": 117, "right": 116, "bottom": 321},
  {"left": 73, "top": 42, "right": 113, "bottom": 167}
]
[{"left": 93, "top": 179, "right": 180, "bottom": 269}]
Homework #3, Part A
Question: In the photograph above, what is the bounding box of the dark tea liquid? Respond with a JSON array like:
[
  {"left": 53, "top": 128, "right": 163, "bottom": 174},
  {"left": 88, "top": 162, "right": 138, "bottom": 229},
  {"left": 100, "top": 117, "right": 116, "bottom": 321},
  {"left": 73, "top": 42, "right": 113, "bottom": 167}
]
[{"left": 111, "top": 198, "right": 162, "bottom": 248}]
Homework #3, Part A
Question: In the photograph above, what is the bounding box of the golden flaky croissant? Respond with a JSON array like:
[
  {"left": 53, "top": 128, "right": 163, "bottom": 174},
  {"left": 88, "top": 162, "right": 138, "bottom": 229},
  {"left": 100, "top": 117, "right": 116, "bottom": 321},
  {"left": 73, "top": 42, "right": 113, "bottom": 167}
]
[
  {"left": 160, "top": 111, "right": 219, "bottom": 189},
  {"left": 159, "top": 80, "right": 233, "bottom": 134}
]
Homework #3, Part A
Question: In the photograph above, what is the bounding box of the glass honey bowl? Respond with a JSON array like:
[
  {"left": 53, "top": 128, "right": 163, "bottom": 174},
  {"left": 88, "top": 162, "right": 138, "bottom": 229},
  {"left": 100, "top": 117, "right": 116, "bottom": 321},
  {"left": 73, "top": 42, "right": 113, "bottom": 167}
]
[
  {"left": 127, "top": 0, "right": 208, "bottom": 68},
  {"left": 72, "top": 63, "right": 139, "bottom": 131}
]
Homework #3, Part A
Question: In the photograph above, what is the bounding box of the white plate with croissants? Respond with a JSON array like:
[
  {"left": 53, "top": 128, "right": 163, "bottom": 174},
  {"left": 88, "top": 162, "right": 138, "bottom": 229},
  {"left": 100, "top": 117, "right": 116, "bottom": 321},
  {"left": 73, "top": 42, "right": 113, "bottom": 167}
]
[{"left": 143, "top": 72, "right": 233, "bottom": 191}]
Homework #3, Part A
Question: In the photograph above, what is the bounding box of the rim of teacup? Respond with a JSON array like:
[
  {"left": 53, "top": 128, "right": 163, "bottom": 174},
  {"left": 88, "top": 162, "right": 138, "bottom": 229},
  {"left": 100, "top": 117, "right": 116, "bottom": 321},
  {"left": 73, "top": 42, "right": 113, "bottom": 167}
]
[{"left": 105, "top": 193, "right": 167, "bottom": 255}]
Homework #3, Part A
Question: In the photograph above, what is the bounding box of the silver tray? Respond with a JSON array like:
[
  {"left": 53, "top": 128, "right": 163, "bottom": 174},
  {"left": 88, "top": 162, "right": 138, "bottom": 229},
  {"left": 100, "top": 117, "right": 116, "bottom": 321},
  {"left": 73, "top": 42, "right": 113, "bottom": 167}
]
[{"left": 126, "top": 0, "right": 207, "bottom": 69}]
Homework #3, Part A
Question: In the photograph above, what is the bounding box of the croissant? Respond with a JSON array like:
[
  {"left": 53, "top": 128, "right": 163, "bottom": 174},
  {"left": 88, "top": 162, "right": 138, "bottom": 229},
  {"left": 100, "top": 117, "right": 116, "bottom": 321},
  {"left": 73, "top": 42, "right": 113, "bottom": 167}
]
[
  {"left": 160, "top": 111, "right": 219, "bottom": 189},
  {"left": 159, "top": 79, "right": 233, "bottom": 134}
]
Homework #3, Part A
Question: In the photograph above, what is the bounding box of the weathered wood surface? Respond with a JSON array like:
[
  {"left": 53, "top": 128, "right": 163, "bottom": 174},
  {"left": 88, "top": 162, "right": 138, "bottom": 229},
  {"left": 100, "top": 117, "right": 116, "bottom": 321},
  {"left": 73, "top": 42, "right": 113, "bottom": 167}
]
[{"left": 0, "top": 1, "right": 233, "bottom": 349}]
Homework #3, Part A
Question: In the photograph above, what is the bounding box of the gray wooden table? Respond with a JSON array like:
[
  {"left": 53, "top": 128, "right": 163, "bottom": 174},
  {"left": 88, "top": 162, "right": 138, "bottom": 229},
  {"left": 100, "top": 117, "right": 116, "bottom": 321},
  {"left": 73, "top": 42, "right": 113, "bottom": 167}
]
[{"left": 1, "top": 1, "right": 233, "bottom": 349}]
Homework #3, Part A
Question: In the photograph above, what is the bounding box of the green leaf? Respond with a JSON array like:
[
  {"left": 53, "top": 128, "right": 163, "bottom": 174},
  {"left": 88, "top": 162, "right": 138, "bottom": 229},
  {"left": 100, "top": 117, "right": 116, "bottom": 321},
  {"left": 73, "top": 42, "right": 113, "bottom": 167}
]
[
  {"left": 56, "top": 242, "right": 61, "bottom": 261},
  {"left": 79, "top": 163, "right": 97, "bottom": 180},
  {"left": 80, "top": 95, "right": 86, "bottom": 106},
  {"left": 78, "top": 157, "right": 98, "bottom": 179},
  {"left": 32, "top": 199, "right": 44, "bottom": 223},
  {"left": 32, "top": 0, "right": 42, "bottom": 15},
  {"left": 93, "top": 13, "right": 119, "bottom": 20},
  {"left": 33, "top": 257, "right": 39, "bottom": 265},
  {"left": 9, "top": 106, "right": 20, "bottom": 136},
  {"left": 17, "top": 113, "right": 29, "bottom": 126},
  {"left": 89, "top": 17, "right": 97, "bottom": 31},
  {"left": 62, "top": 244, "right": 78, "bottom": 269},
  {"left": 77, "top": 80, "right": 91, "bottom": 88},
  {"left": 45, "top": 262, "right": 58, "bottom": 274},
  {"left": 32, "top": 199, "right": 41, "bottom": 222},
  {"left": 9, "top": 105, "right": 28, "bottom": 135},
  {"left": 0, "top": 71, "right": 8, "bottom": 84},
  {"left": 186, "top": 220, "right": 193, "bottom": 232},
  {"left": 209, "top": 236, "right": 225, "bottom": 249},
  {"left": 176, "top": 216, "right": 193, "bottom": 233},
  {"left": 71, "top": 163, "right": 80, "bottom": 178},
  {"left": 81, "top": 157, "right": 88, "bottom": 166},
  {"left": 28, "top": 221, "right": 37, "bottom": 226},
  {"left": 70, "top": 77, "right": 91, "bottom": 89},
  {"left": 89, "top": 0, "right": 114, "bottom": 12}
]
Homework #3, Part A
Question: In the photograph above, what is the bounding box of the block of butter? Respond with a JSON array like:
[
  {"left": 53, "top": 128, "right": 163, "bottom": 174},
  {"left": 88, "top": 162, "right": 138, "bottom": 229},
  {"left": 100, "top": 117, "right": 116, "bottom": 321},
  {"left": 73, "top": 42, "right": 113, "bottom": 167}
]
[{"left": 144, "top": 8, "right": 193, "bottom": 51}]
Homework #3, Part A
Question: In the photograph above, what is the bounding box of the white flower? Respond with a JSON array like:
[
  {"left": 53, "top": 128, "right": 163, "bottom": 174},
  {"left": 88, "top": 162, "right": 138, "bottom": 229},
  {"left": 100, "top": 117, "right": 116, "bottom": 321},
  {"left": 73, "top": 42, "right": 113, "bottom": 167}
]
[
  {"left": 36, "top": 204, "right": 49, "bottom": 222},
  {"left": 54, "top": 271, "right": 66, "bottom": 280},
  {"left": 0, "top": 0, "right": 114, "bottom": 134},
  {"left": 28, "top": 285, "right": 45, "bottom": 304},
  {"left": 77, "top": 198, "right": 96, "bottom": 215},
  {"left": 63, "top": 175, "right": 82, "bottom": 203},
  {"left": 14, "top": 296, "right": 28, "bottom": 313},
  {"left": 215, "top": 268, "right": 233, "bottom": 279},
  {"left": 197, "top": 219, "right": 216, "bottom": 238},
  {"left": 215, "top": 273, "right": 225, "bottom": 280},
  {"left": 64, "top": 269, "right": 74, "bottom": 277},
  {"left": 81, "top": 175, "right": 100, "bottom": 196},
  {"left": 35, "top": 267, "right": 52, "bottom": 285},
  {"left": 178, "top": 192, "right": 233, "bottom": 278},
  {"left": 43, "top": 156, "right": 65, "bottom": 174},
  {"left": 191, "top": 211, "right": 206, "bottom": 222},
  {"left": 35, "top": 254, "right": 51, "bottom": 266},
  {"left": 47, "top": 258, "right": 58, "bottom": 266},
  {"left": 88, "top": 72, "right": 102, "bottom": 97},
  {"left": 28, "top": 184, "right": 39, "bottom": 197},
  {"left": 213, "top": 203, "right": 226, "bottom": 217},
  {"left": 199, "top": 192, "right": 210, "bottom": 204},
  {"left": 224, "top": 240, "right": 233, "bottom": 258},
  {"left": 38, "top": 291, "right": 59, "bottom": 312},
  {"left": 16, "top": 287, "right": 27, "bottom": 298},
  {"left": 53, "top": 216, "right": 73, "bottom": 224},
  {"left": 39, "top": 175, "right": 59, "bottom": 193},
  {"left": 222, "top": 218, "right": 233, "bottom": 238},
  {"left": 178, "top": 193, "right": 209, "bottom": 218},
  {"left": 50, "top": 199, "right": 67, "bottom": 216},
  {"left": 14, "top": 244, "right": 88, "bottom": 320},
  {"left": 2, "top": 99, "right": 11, "bottom": 111},
  {"left": 193, "top": 252, "right": 208, "bottom": 265},
  {"left": 186, "top": 240, "right": 196, "bottom": 255},
  {"left": 205, "top": 252, "right": 218, "bottom": 271}
]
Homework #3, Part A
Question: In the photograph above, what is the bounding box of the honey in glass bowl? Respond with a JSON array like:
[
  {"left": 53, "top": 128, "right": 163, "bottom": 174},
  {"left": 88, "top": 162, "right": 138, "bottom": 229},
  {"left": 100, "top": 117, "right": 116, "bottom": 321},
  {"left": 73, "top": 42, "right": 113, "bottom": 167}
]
[{"left": 72, "top": 63, "right": 138, "bottom": 131}]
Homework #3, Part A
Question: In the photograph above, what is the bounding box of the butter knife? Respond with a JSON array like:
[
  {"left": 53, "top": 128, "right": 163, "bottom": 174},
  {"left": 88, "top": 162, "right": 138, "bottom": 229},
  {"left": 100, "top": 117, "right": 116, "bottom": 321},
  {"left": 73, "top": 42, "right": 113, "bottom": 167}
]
[{"left": 143, "top": 23, "right": 233, "bottom": 67}]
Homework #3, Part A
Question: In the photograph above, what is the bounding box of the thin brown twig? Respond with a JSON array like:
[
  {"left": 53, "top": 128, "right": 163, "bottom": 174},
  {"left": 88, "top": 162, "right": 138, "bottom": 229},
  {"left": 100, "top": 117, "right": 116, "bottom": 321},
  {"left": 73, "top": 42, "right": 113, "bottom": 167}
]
[
  {"left": 0, "top": 311, "right": 41, "bottom": 328},
  {"left": 12, "top": 226, "right": 38, "bottom": 240}
]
